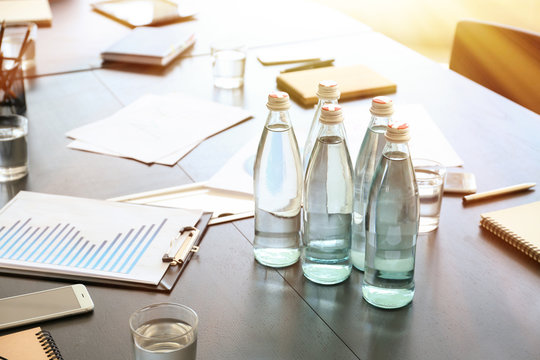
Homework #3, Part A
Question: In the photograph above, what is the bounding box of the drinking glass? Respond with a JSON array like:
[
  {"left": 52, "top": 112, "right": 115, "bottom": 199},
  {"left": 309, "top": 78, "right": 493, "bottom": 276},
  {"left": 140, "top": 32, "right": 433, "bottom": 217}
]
[
  {"left": 413, "top": 159, "right": 446, "bottom": 233},
  {"left": 0, "top": 115, "right": 28, "bottom": 182},
  {"left": 211, "top": 41, "right": 246, "bottom": 89},
  {"left": 129, "top": 303, "right": 198, "bottom": 360}
]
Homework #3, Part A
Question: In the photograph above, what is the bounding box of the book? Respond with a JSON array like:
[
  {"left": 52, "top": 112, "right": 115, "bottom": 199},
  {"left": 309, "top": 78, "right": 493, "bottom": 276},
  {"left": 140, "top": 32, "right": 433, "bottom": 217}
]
[
  {"left": 0, "top": 0, "right": 52, "bottom": 27},
  {"left": 101, "top": 26, "right": 196, "bottom": 66},
  {"left": 276, "top": 64, "right": 397, "bottom": 106},
  {"left": 92, "top": 0, "right": 197, "bottom": 28},
  {"left": 480, "top": 201, "right": 540, "bottom": 262},
  {"left": 0, "top": 327, "right": 64, "bottom": 360}
]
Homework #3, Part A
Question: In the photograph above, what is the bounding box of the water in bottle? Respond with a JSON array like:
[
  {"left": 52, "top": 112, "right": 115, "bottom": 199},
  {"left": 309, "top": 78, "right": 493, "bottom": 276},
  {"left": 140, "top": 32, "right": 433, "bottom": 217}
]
[
  {"left": 351, "top": 97, "right": 393, "bottom": 271},
  {"left": 253, "top": 91, "right": 302, "bottom": 267},
  {"left": 302, "top": 104, "right": 353, "bottom": 285},
  {"left": 362, "top": 122, "right": 419, "bottom": 309}
]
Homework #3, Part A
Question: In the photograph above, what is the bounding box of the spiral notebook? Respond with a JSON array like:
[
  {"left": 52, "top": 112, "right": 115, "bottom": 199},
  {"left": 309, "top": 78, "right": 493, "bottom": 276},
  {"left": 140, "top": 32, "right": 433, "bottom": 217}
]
[
  {"left": 480, "top": 201, "right": 540, "bottom": 263},
  {"left": 0, "top": 327, "right": 63, "bottom": 359}
]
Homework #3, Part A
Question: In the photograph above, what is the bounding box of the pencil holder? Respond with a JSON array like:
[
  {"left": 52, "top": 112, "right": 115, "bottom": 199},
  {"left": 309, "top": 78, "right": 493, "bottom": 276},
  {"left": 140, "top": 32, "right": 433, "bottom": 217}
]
[{"left": 0, "top": 65, "right": 26, "bottom": 115}]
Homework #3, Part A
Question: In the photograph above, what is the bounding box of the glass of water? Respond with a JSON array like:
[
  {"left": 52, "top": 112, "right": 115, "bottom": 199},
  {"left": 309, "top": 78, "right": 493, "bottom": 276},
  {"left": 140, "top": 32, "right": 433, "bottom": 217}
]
[
  {"left": 129, "top": 303, "right": 198, "bottom": 360},
  {"left": 0, "top": 115, "right": 28, "bottom": 182},
  {"left": 211, "top": 41, "right": 246, "bottom": 89},
  {"left": 413, "top": 159, "right": 446, "bottom": 233}
]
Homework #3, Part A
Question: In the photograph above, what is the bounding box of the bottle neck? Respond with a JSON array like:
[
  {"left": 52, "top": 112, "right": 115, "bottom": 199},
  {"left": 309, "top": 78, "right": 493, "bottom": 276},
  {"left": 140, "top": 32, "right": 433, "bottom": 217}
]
[
  {"left": 383, "top": 141, "right": 411, "bottom": 159},
  {"left": 266, "top": 110, "right": 292, "bottom": 128},
  {"left": 317, "top": 98, "right": 339, "bottom": 108},
  {"left": 318, "top": 122, "right": 347, "bottom": 140},
  {"left": 369, "top": 114, "right": 391, "bottom": 130}
]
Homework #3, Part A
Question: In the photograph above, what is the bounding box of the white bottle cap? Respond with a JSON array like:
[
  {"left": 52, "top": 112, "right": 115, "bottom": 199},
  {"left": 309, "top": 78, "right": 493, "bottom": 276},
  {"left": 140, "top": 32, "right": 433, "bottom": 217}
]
[
  {"left": 267, "top": 91, "right": 291, "bottom": 111},
  {"left": 370, "top": 96, "right": 394, "bottom": 117},
  {"left": 385, "top": 121, "right": 410, "bottom": 143},
  {"left": 316, "top": 80, "right": 340, "bottom": 100},
  {"left": 320, "top": 104, "right": 344, "bottom": 124}
]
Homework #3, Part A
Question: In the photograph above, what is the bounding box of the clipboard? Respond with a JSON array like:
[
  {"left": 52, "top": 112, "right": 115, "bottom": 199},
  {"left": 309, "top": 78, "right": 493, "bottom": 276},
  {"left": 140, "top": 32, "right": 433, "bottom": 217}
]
[{"left": 0, "top": 192, "right": 212, "bottom": 292}]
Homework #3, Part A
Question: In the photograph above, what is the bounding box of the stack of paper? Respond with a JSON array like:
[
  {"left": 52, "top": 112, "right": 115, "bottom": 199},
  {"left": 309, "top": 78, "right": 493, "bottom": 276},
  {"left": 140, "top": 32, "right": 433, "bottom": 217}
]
[{"left": 66, "top": 93, "right": 252, "bottom": 165}]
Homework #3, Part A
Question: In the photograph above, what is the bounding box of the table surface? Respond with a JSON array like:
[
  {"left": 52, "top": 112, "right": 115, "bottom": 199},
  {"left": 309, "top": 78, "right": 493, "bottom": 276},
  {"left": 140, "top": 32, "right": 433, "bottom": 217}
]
[{"left": 1, "top": 1, "right": 539, "bottom": 359}]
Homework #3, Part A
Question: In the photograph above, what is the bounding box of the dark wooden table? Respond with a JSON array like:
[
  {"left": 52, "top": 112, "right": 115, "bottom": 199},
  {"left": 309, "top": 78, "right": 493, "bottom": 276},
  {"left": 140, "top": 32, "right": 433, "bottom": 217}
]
[{"left": 1, "top": 1, "right": 539, "bottom": 359}]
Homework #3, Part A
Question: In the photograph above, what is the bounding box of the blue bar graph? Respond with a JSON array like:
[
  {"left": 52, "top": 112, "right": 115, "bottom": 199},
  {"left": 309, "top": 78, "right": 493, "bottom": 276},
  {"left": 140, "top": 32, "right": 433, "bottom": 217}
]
[{"left": 0, "top": 217, "right": 169, "bottom": 275}]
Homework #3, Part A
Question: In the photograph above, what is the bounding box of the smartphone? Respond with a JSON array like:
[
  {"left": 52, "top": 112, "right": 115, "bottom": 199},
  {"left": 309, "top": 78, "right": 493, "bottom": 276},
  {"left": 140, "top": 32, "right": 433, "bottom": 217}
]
[{"left": 0, "top": 284, "right": 94, "bottom": 330}]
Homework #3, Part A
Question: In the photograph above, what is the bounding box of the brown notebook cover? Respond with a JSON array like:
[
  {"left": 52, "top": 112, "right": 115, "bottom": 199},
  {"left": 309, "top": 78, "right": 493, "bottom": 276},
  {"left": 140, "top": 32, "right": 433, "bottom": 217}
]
[
  {"left": 0, "top": 327, "right": 63, "bottom": 359},
  {"left": 480, "top": 201, "right": 540, "bottom": 263},
  {"left": 276, "top": 64, "right": 397, "bottom": 106}
]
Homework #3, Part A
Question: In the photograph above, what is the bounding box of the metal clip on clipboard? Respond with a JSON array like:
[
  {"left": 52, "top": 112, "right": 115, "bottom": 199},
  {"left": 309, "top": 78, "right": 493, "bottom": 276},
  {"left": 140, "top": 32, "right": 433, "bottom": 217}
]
[{"left": 162, "top": 226, "right": 201, "bottom": 266}]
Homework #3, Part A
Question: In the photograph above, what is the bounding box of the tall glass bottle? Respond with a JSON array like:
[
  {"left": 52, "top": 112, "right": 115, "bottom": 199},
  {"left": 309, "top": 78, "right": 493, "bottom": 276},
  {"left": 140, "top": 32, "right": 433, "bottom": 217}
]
[
  {"left": 302, "top": 104, "right": 353, "bottom": 285},
  {"left": 303, "top": 80, "right": 340, "bottom": 174},
  {"left": 253, "top": 91, "right": 302, "bottom": 268},
  {"left": 362, "top": 122, "right": 419, "bottom": 309},
  {"left": 351, "top": 97, "right": 394, "bottom": 271}
]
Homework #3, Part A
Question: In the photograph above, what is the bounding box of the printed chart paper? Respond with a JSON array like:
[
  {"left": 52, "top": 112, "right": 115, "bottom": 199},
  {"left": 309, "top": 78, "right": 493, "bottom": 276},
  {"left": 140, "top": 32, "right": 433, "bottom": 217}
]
[{"left": 0, "top": 192, "right": 202, "bottom": 285}]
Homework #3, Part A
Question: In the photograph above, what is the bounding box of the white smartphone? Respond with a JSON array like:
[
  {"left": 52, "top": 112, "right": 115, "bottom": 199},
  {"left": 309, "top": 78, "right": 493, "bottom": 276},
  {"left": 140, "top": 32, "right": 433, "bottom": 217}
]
[{"left": 0, "top": 284, "right": 94, "bottom": 330}]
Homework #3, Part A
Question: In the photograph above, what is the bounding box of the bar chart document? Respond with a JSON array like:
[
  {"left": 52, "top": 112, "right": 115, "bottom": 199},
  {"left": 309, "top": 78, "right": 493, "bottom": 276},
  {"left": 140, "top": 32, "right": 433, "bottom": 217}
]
[{"left": 0, "top": 192, "right": 202, "bottom": 285}]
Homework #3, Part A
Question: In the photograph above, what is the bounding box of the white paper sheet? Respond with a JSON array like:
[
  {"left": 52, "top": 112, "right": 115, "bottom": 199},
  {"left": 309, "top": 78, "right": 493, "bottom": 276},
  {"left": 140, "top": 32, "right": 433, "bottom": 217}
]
[
  {"left": 0, "top": 192, "right": 202, "bottom": 285},
  {"left": 207, "top": 104, "right": 464, "bottom": 195},
  {"left": 67, "top": 93, "right": 252, "bottom": 164},
  {"left": 67, "top": 139, "right": 199, "bottom": 166}
]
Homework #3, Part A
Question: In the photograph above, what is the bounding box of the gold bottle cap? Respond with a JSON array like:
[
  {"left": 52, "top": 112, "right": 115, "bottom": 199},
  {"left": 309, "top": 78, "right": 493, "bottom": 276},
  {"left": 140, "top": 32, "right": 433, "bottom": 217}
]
[
  {"left": 370, "top": 96, "right": 394, "bottom": 117},
  {"left": 385, "top": 121, "right": 410, "bottom": 142},
  {"left": 267, "top": 91, "right": 291, "bottom": 111},
  {"left": 320, "top": 104, "right": 344, "bottom": 124},
  {"left": 316, "top": 80, "right": 340, "bottom": 99}
]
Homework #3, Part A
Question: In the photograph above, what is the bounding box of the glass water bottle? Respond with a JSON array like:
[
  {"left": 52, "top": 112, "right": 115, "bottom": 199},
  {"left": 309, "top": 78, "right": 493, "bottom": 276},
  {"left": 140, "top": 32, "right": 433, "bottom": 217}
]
[
  {"left": 303, "top": 80, "right": 340, "bottom": 174},
  {"left": 362, "top": 122, "right": 419, "bottom": 309},
  {"left": 351, "top": 97, "right": 394, "bottom": 271},
  {"left": 302, "top": 104, "right": 353, "bottom": 285},
  {"left": 253, "top": 91, "right": 302, "bottom": 268}
]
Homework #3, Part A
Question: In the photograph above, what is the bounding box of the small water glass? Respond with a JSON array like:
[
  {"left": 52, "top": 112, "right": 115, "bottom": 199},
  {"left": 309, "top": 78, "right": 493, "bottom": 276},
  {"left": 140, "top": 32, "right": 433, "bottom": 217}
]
[
  {"left": 211, "top": 41, "right": 246, "bottom": 89},
  {"left": 129, "top": 303, "right": 198, "bottom": 360},
  {"left": 413, "top": 159, "right": 446, "bottom": 233}
]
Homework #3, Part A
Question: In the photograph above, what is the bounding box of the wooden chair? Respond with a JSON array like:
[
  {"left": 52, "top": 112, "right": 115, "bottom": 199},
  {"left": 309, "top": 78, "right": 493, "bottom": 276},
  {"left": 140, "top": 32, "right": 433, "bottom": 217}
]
[{"left": 449, "top": 20, "right": 540, "bottom": 114}]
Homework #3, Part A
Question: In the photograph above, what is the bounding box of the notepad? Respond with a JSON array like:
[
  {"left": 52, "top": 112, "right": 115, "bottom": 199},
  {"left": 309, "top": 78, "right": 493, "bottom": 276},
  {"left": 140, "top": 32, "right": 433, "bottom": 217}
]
[
  {"left": 480, "top": 201, "right": 540, "bottom": 263},
  {"left": 276, "top": 64, "right": 397, "bottom": 106},
  {"left": 0, "top": 327, "right": 64, "bottom": 360},
  {"left": 101, "top": 26, "right": 196, "bottom": 66}
]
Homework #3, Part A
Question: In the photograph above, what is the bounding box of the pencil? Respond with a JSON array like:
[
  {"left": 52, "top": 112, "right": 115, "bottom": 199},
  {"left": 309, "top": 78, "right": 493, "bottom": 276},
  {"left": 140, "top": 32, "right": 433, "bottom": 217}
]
[{"left": 462, "top": 182, "right": 536, "bottom": 202}]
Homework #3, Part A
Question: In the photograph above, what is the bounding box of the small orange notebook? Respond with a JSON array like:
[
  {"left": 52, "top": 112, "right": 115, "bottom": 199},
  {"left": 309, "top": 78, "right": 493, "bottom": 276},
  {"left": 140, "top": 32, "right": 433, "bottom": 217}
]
[
  {"left": 480, "top": 201, "right": 540, "bottom": 263},
  {"left": 276, "top": 64, "right": 397, "bottom": 106},
  {"left": 0, "top": 327, "right": 64, "bottom": 360}
]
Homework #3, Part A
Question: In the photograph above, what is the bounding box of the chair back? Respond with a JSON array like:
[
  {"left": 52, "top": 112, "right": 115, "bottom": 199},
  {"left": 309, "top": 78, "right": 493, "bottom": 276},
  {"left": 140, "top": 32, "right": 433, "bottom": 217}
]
[{"left": 450, "top": 20, "right": 540, "bottom": 114}]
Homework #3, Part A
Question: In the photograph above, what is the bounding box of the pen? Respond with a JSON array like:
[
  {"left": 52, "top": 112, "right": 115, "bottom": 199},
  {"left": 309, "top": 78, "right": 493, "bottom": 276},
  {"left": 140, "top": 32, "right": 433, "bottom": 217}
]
[
  {"left": 280, "top": 58, "right": 335, "bottom": 73},
  {"left": 462, "top": 182, "right": 536, "bottom": 202}
]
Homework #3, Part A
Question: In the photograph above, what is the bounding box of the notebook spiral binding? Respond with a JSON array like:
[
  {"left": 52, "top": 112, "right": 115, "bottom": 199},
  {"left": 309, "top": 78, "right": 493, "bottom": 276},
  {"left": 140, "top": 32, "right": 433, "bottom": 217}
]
[
  {"left": 480, "top": 217, "right": 540, "bottom": 261},
  {"left": 36, "top": 330, "right": 64, "bottom": 360}
]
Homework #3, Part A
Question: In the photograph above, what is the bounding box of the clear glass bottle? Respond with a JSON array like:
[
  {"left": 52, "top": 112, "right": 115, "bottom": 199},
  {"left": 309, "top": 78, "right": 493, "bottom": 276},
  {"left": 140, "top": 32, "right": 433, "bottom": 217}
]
[
  {"left": 253, "top": 91, "right": 302, "bottom": 268},
  {"left": 302, "top": 104, "right": 353, "bottom": 285},
  {"left": 362, "top": 122, "right": 419, "bottom": 309},
  {"left": 303, "top": 80, "right": 340, "bottom": 175},
  {"left": 351, "top": 97, "right": 394, "bottom": 271}
]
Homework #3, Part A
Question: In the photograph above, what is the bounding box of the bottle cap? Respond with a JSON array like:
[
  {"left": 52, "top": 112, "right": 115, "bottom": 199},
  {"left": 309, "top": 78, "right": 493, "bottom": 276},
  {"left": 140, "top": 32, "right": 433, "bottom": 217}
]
[
  {"left": 370, "top": 96, "right": 394, "bottom": 117},
  {"left": 385, "top": 121, "right": 410, "bottom": 142},
  {"left": 267, "top": 91, "right": 291, "bottom": 111},
  {"left": 320, "top": 104, "right": 343, "bottom": 124},
  {"left": 316, "top": 80, "right": 340, "bottom": 100}
]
